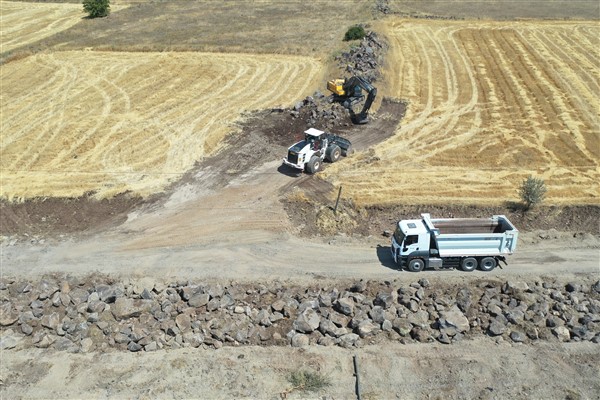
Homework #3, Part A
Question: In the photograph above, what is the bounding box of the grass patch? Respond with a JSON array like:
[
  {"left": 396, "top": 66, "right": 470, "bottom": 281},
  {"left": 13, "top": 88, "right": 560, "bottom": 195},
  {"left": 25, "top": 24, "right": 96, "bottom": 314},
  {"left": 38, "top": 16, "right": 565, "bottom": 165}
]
[{"left": 287, "top": 370, "right": 331, "bottom": 393}]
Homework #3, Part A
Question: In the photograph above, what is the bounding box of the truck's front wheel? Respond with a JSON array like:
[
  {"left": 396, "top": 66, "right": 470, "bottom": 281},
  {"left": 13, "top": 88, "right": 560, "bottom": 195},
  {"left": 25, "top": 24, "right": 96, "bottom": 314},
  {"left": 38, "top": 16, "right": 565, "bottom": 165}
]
[
  {"left": 408, "top": 258, "right": 425, "bottom": 272},
  {"left": 461, "top": 257, "right": 477, "bottom": 272}
]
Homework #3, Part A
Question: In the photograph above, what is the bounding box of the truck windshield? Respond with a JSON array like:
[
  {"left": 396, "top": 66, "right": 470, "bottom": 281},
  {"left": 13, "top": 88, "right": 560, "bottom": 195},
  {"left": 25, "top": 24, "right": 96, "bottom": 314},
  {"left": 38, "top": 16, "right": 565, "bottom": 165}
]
[{"left": 393, "top": 227, "right": 404, "bottom": 244}]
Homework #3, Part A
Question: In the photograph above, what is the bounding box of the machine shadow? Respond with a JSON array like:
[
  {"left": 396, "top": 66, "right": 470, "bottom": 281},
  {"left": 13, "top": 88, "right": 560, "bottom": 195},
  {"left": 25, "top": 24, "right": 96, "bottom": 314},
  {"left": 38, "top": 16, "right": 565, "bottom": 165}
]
[{"left": 277, "top": 164, "right": 303, "bottom": 177}]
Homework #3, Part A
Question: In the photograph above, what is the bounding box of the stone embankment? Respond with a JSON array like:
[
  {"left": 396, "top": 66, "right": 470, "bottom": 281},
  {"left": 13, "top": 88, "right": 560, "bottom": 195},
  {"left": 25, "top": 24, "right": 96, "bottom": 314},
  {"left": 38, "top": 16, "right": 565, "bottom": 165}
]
[{"left": 1, "top": 276, "right": 599, "bottom": 353}]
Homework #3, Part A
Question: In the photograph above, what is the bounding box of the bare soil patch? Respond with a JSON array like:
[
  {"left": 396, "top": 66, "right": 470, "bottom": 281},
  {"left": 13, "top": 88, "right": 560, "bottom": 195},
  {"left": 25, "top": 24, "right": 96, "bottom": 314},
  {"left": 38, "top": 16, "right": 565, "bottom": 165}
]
[
  {"left": 285, "top": 194, "right": 600, "bottom": 239},
  {"left": 0, "top": 194, "right": 146, "bottom": 239}
]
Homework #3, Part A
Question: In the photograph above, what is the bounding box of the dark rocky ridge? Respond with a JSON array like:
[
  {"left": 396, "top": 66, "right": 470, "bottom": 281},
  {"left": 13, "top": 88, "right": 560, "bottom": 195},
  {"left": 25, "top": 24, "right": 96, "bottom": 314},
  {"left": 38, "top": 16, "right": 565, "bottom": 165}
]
[{"left": 1, "top": 276, "right": 598, "bottom": 353}]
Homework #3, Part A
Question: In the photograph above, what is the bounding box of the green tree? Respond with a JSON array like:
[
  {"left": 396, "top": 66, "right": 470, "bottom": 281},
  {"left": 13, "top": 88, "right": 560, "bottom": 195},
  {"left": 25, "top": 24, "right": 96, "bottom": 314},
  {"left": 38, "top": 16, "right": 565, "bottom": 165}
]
[
  {"left": 83, "top": 0, "right": 110, "bottom": 18},
  {"left": 344, "top": 25, "right": 366, "bottom": 41},
  {"left": 519, "top": 175, "right": 547, "bottom": 210}
]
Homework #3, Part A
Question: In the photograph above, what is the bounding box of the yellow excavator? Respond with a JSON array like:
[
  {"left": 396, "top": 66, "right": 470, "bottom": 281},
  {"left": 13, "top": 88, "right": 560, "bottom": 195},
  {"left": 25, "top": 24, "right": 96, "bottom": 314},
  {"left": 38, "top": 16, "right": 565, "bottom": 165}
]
[{"left": 327, "top": 76, "right": 377, "bottom": 124}]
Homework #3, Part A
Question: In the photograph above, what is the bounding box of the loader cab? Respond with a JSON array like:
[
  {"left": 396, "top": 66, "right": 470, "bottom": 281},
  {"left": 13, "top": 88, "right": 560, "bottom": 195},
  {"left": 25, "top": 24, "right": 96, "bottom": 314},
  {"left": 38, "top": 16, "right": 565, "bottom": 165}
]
[{"left": 304, "top": 128, "right": 326, "bottom": 152}]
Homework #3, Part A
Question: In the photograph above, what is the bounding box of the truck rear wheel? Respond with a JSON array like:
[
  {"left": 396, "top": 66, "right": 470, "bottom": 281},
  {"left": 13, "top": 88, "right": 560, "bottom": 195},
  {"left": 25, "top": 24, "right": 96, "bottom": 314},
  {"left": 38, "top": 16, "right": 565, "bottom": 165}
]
[
  {"left": 306, "top": 156, "right": 321, "bottom": 174},
  {"left": 461, "top": 257, "right": 477, "bottom": 272},
  {"left": 408, "top": 258, "right": 425, "bottom": 272},
  {"left": 326, "top": 145, "right": 341, "bottom": 163},
  {"left": 479, "top": 257, "right": 497, "bottom": 272}
]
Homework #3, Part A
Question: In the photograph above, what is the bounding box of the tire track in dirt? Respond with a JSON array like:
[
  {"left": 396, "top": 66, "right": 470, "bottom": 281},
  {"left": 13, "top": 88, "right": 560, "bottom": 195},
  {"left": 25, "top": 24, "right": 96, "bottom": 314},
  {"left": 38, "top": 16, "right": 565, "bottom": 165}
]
[{"left": 1, "top": 51, "right": 324, "bottom": 200}]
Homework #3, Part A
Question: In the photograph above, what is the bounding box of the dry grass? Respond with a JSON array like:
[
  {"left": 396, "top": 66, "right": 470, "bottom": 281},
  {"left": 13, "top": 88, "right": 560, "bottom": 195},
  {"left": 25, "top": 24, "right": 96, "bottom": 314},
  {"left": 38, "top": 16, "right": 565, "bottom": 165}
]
[
  {"left": 7, "top": 0, "right": 372, "bottom": 58},
  {"left": 387, "top": 0, "right": 600, "bottom": 20},
  {"left": 0, "top": 1, "right": 84, "bottom": 53},
  {"left": 286, "top": 369, "right": 331, "bottom": 394},
  {"left": 0, "top": 51, "right": 324, "bottom": 200},
  {"left": 325, "top": 19, "right": 600, "bottom": 206}
]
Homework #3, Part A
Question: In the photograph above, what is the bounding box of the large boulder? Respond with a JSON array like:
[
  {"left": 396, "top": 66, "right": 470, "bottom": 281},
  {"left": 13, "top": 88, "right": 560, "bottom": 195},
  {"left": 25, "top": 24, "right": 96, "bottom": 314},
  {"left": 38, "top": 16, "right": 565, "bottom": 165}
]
[
  {"left": 439, "top": 306, "right": 470, "bottom": 333},
  {"left": 188, "top": 293, "right": 210, "bottom": 308},
  {"left": 357, "top": 320, "right": 379, "bottom": 338},
  {"left": 111, "top": 298, "right": 152, "bottom": 320},
  {"left": 291, "top": 333, "right": 310, "bottom": 347},
  {"left": 0, "top": 303, "right": 18, "bottom": 327},
  {"left": 293, "top": 308, "right": 321, "bottom": 333},
  {"left": 338, "top": 333, "right": 360, "bottom": 348},
  {"left": 334, "top": 298, "right": 355, "bottom": 316}
]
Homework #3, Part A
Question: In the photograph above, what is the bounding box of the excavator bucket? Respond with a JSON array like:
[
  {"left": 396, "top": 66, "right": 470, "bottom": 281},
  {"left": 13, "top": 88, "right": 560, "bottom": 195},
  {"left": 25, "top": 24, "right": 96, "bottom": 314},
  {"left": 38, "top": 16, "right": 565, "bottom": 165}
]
[{"left": 353, "top": 114, "right": 369, "bottom": 124}]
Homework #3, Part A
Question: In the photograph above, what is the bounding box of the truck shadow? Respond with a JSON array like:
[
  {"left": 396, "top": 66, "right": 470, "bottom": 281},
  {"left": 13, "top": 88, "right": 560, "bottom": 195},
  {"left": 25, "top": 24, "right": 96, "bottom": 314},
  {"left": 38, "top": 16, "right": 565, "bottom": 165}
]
[{"left": 376, "top": 245, "right": 402, "bottom": 271}]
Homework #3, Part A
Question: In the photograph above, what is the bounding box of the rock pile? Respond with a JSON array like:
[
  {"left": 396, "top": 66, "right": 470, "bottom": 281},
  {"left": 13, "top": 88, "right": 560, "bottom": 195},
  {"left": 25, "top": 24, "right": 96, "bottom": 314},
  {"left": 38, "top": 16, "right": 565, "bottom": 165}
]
[
  {"left": 374, "top": 0, "right": 391, "bottom": 16},
  {"left": 287, "top": 30, "right": 386, "bottom": 129},
  {"left": 1, "top": 277, "right": 598, "bottom": 353},
  {"left": 333, "top": 31, "right": 385, "bottom": 84}
]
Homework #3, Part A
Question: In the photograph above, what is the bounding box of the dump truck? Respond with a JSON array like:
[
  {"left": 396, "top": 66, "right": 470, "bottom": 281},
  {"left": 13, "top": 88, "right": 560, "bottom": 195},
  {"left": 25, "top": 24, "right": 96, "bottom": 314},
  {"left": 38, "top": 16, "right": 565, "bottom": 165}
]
[
  {"left": 391, "top": 213, "right": 518, "bottom": 272},
  {"left": 282, "top": 128, "right": 352, "bottom": 174}
]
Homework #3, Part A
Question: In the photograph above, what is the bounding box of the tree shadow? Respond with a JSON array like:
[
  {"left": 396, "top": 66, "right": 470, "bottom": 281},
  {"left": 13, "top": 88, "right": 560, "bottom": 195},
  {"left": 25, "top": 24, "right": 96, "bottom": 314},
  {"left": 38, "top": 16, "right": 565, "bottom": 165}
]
[
  {"left": 376, "top": 244, "right": 401, "bottom": 271},
  {"left": 504, "top": 200, "right": 527, "bottom": 213}
]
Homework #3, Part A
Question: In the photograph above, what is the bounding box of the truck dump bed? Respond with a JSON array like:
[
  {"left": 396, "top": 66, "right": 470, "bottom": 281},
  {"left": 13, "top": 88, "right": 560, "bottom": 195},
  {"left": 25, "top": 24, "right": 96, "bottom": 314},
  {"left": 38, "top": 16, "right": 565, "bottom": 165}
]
[{"left": 424, "top": 214, "right": 518, "bottom": 257}]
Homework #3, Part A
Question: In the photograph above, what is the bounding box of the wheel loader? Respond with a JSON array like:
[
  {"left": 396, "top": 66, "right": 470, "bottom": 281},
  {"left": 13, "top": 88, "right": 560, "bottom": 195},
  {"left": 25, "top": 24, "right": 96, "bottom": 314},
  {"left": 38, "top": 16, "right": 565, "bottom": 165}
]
[{"left": 282, "top": 128, "right": 352, "bottom": 174}]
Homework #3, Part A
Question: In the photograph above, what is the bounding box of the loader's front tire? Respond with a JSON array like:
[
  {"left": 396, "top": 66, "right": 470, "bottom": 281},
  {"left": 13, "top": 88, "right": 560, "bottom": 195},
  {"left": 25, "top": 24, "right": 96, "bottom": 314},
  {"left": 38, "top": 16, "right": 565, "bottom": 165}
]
[
  {"left": 306, "top": 156, "right": 321, "bottom": 174},
  {"left": 326, "top": 145, "right": 341, "bottom": 163}
]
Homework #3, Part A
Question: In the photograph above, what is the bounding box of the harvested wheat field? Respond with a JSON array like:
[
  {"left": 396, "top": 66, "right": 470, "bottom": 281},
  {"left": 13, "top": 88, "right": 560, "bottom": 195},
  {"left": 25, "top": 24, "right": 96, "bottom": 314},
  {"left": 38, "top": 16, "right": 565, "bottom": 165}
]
[
  {"left": 0, "top": 51, "right": 323, "bottom": 200},
  {"left": 326, "top": 20, "right": 599, "bottom": 206},
  {"left": 0, "top": 1, "right": 86, "bottom": 53}
]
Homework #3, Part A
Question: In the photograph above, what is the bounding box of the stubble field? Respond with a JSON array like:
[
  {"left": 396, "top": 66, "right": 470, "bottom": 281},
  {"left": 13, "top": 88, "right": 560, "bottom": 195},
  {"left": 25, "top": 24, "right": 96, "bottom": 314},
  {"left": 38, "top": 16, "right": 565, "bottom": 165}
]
[
  {"left": 325, "top": 19, "right": 600, "bottom": 206},
  {"left": 0, "top": 1, "right": 83, "bottom": 53},
  {"left": 1, "top": 51, "right": 323, "bottom": 200}
]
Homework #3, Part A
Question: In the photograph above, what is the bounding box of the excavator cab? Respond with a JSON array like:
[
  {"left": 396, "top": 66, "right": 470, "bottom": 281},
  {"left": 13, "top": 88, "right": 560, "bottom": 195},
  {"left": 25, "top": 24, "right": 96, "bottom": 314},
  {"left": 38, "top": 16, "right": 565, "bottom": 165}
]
[{"left": 327, "top": 79, "right": 346, "bottom": 96}]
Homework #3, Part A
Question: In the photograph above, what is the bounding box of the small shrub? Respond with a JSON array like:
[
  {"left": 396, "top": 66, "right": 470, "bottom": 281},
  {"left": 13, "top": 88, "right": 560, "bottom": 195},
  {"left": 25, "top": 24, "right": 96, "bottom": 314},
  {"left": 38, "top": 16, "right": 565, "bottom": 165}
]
[
  {"left": 344, "top": 25, "right": 366, "bottom": 41},
  {"left": 519, "top": 175, "right": 547, "bottom": 210},
  {"left": 83, "top": 0, "right": 110, "bottom": 18},
  {"left": 288, "top": 370, "right": 330, "bottom": 393}
]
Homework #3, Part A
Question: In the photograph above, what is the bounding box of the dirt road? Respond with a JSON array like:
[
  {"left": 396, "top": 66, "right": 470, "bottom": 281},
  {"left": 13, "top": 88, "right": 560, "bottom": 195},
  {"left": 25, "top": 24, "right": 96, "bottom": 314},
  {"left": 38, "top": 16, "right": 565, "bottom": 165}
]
[{"left": 2, "top": 157, "right": 598, "bottom": 283}]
